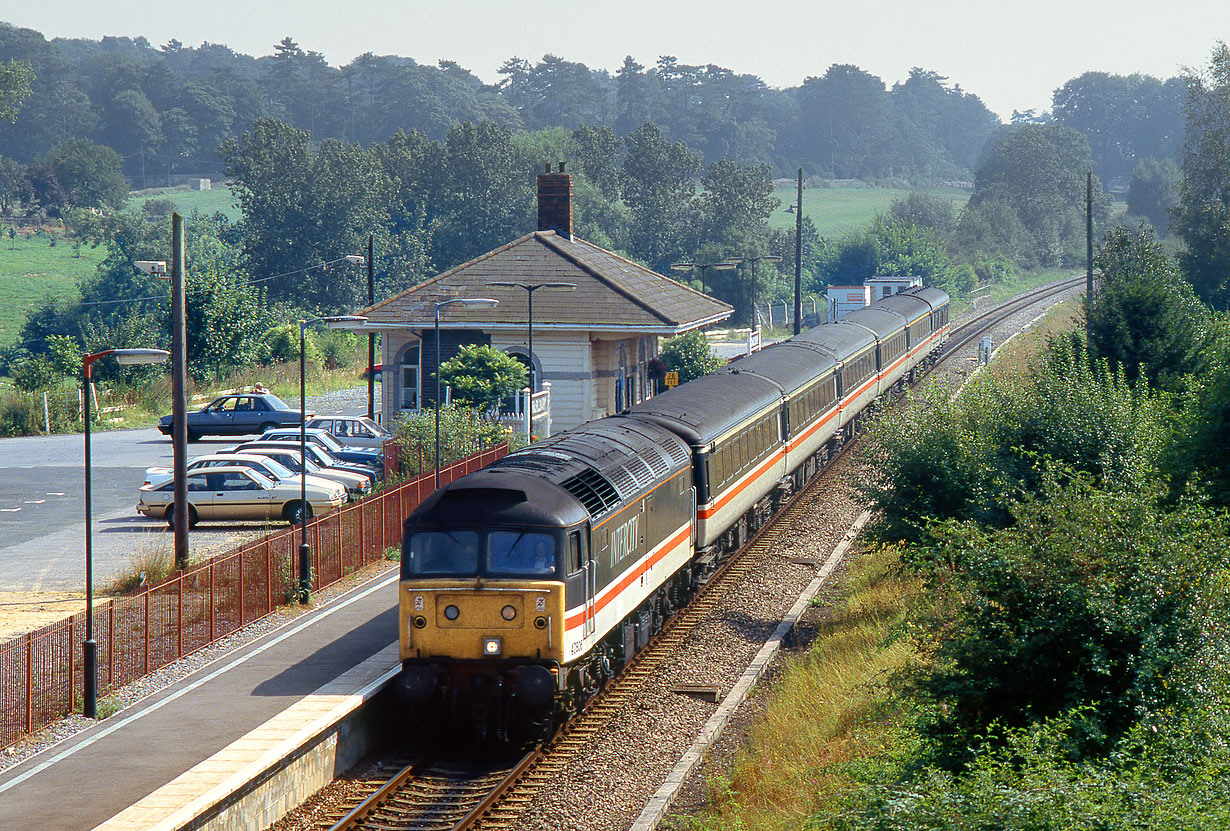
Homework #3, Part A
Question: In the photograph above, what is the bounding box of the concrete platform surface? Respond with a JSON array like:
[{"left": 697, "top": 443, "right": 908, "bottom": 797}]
[{"left": 0, "top": 569, "right": 400, "bottom": 830}]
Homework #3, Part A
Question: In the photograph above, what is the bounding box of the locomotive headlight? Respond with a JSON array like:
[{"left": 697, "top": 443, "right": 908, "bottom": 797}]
[
  {"left": 501, "top": 604, "right": 517, "bottom": 621},
  {"left": 444, "top": 604, "right": 460, "bottom": 620},
  {"left": 534, "top": 616, "right": 548, "bottom": 629},
  {"left": 413, "top": 615, "right": 427, "bottom": 629},
  {"left": 482, "top": 637, "right": 502, "bottom": 656}
]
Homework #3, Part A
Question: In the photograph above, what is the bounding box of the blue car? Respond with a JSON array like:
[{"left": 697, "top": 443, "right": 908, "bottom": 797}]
[{"left": 158, "top": 393, "right": 313, "bottom": 441}]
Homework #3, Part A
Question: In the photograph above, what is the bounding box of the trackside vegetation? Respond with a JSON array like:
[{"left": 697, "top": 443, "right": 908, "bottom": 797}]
[{"left": 677, "top": 223, "right": 1230, "bottom": 830}]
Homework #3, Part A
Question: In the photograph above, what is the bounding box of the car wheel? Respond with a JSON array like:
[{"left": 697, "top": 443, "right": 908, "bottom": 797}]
[
  {"left": 259, "top": 422, "right": 277, "bottom": 434},
  {"left": 284, "top": 500, "right": 312, "bottom": 526},
  {"left": 165, "top": 505, "right": 199, "bottom": 529}
]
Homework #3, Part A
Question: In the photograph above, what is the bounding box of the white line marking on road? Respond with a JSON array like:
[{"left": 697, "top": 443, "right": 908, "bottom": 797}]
[
  {"left": 0, "top": 508, "right": 19, "bottom": 513},
  {"left": 24, "top": 500, "right": 45, "bottom": 505},
  {"left": 0, "top": 569, "right": 399, "bottom": 795},
  {"left": 46, "top": 492, "right": 65, "bottom": 496}
]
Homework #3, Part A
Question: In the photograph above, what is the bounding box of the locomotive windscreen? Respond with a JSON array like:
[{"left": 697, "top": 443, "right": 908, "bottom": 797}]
[{"left": 404, "top": 529, "right": 558, "bottom": 578}]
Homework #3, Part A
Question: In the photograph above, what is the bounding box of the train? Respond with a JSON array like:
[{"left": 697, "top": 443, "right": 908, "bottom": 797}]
[{"left": 394, "top": 286, "right": 950, "bottom": 741}]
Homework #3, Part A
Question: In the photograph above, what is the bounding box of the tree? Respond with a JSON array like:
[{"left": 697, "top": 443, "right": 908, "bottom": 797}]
[
  {"left": 621, "top": 122, "right": 700, "bottom": 272},
  {"left": 0, "top": 155, "right": 29, "bottom": 213},
  {"left": 960, "top": 123, "right": 1110, "bottom": 267},
  {"left": 1173, "top": 42, "right": 1230, "bottom": 309},
  {"left": 439, "top": 344, "right": 528, "bottom": 413},
  {"left": 0, "top": 58, "right": 33, "bottom": 123},
  {"left": 658, "top": 330, "right": 723, "bottom": 384},
  {"left": 102, "top": 88, "right": 162, "bottom": 188},
  {"left": 1086, "top": 224, "right": 1213, "bottom": 391},
  {"left": 1126, "top": 157, "right": 1178, "bottom": 232},
  {"left": 42, "top": 139, "right": 127, "bottom": 210}
]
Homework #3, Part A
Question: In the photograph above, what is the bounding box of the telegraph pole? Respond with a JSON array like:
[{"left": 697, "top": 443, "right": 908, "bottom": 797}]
[
  {"left": 794, "top": 168, "right": 803, "bottom": 335},
  {"left": 1086, "top": 172, "right": 1094, "bottom": 299},
  {"left": 367, "top": 234, "right": 376, "bottom": 421},
  {"left": 171, "top": 213, "right": 188, "bottom": 570}
]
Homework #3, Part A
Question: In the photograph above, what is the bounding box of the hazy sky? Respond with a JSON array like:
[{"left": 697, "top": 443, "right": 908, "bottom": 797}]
[{"left": 4, "top": 1, "right": 1228, "bottom": 120}]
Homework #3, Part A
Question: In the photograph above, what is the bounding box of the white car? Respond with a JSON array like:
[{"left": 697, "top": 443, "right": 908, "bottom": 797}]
[
  {"left": 233, "top": 443, "right": 374, "bottom": 498},
  {"left": 142, "top": 454, "right": 351, "bottom": 500},
  {"left": 305, "top": 415, "right": 392, "bottom": 449},
  {"left": 137, "top": 466, "right": 345, "bottom": 528}
]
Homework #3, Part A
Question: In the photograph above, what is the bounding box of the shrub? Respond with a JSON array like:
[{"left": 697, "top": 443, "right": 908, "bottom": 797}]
[
  {"left": 391, "top": 406, "right": 521, "bottom": 476},
  {"left": 260, "top": 323, "right": 322, "bottom": 367},
  {"left": 659, "top": 330, "right": 724, "bottom": 384}
]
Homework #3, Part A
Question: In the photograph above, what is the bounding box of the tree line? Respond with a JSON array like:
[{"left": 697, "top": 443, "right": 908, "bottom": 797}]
[{"left": 0, "top": 22, "right": 1189, "bottom": 190}]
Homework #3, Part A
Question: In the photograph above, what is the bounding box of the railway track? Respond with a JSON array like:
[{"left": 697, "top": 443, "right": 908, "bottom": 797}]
[
  {"left": 940, "top": 274, "right": 1084, "bottom": 360},
  {"left": 308, "top": 279, "right": 1081, "bottom": 831}
]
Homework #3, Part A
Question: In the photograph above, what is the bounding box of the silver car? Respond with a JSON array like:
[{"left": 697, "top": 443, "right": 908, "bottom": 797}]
[
  {"left": 233, "top": 443, "right": 374, "bottom": 498},
  {"left": 305, "top": 415, "right": 392, "bottom": 449}
]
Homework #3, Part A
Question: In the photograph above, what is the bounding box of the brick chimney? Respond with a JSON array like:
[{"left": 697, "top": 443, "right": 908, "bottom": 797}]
[{"left": 537, "top": 162, "right": 572, "bottom": 239}]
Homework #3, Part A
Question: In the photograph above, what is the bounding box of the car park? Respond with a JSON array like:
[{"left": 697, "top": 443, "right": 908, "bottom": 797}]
[
  {"left": 158, "top": 393, "right": 312, "bottom": 441},
  {"left": 256, "top": 428, "right": 384, "bottom": 474},
  {"left": 305, "top": 415, "right": 391, "bottom": 450},
  {"left": 142, "top": 453, "right": 351, "bottom": 500},
  {"left": 137, "top": 466, "right": 344, "bottom": 528},
  {"left": 234, "top": 443, "right": 375, "bottom": 497}
]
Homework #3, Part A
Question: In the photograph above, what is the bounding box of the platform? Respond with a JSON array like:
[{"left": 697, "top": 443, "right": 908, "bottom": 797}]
[{"left": 0, "top": 569, "right": 400, "bottom": 830}]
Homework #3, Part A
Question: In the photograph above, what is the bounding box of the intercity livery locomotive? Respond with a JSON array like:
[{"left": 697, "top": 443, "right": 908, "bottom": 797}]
[{"left": 396, "top": 286, "right": 950, "bottom": 740}]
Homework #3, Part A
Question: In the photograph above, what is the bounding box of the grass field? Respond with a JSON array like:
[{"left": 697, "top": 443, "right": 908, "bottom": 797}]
[
  {"left": 127, "top": 183, "right": 240, "bottom": 221},
  {"left": 0, "top": 233, "right": 104, "bottom": 349},
  {"left": 769, "top": 183, "right": 971, "bottom": 238}
]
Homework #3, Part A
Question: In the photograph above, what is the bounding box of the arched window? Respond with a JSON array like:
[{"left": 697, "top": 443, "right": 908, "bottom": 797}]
[{"left": 398, "top": 342, "right": 421, "bottom": 410}]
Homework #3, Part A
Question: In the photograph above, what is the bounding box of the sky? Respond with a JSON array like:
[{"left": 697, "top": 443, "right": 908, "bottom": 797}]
[{"left": 3, "top": 0, "right": 1228, "bottom": 121}]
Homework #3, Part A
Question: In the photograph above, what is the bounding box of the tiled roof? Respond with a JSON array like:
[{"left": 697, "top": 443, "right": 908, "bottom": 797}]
[{"left": 360, "top": 232, "right": 733, "bottom": 333}]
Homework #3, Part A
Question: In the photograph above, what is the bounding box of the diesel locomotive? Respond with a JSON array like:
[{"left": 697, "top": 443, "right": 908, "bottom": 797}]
[{"left": 395, "top": 286, "right": 950, "bottom": 740}]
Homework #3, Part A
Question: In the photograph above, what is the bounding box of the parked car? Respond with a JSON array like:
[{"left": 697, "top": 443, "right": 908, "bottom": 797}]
[
  {"left": 142, "top": 453, "right": 352, "bottom": 500},
  {"left": 256, "top": 428, "right": 383, "bottom": 474},
  {"left": 234, "top": 443, "right": 375, "bottom": 497},
  {"left": 137, "top": 466, "right": 344, "bottom": 528},
  {"left": 305, "top": 415, "right": 391, "bottom": 450},
  {"left": 158, "top": 393, "right": 312, "bottom": 441}
]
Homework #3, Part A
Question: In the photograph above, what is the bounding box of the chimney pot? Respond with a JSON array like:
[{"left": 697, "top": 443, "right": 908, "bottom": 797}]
[{"left": 558, "top": 162, "right": 566, "bottom": 173}]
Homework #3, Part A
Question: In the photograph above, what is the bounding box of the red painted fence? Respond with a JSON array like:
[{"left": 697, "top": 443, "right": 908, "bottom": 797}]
[{"left": 0, "top": 443, "right": 507, "bottom": 749}]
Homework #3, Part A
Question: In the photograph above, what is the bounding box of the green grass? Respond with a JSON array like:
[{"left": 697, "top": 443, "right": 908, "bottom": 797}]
[
  {"left": 769, "top": 184, "right": 971, "bottom": 238},
  {"left": 0, "top": 230, "right": 104, "bottom": 349},
  {"left": 127, "top": 183, "right": 240, "bottom": 221}
]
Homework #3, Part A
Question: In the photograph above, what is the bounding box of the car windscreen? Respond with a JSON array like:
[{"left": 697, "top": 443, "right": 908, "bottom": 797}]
[
  {"left": 405, "top": 531, "right": 479, "bottom": 575},
  {"left": 263, "top": 394, "right": 291, "bottom": 410},
  {"left": 313, "top": 431, "right": 343, "bottom": 451}
]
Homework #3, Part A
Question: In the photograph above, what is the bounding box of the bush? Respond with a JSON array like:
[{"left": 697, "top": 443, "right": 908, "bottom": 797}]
[
  {"left": 899, "top": 476, "right": 1230, "bottom": 767},
  {"left": 260, "top": 323, "right": 322, "bottom": 367},
  {"left": 659, "top": 330, "right": 724, "bottom": 384},
  {"left": 390, "top": 406, "right": 521, "bottom": 476},
  {"left": 313, "top": 328, "right": 359, "bottom": 370},
  {"left": 439, "top": 344, "right": 528, "bottom": 413}
]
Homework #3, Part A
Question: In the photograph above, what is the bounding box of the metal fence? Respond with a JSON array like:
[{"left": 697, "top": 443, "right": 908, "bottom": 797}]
[{"left": 0, "top": 443, "right": 507, "bottom": 749}]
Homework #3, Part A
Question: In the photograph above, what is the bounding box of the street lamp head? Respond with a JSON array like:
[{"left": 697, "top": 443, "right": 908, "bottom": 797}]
[
  {"left": 713, "top": 261, "right": 738, "bottom": 271},
  {"left": 670, "top": 262, "right": 695, "bottom": 272},
  {"left": 343, "top": 255, "right": 366, "bottom": 265},
  {"left": 113, "top": 348, "right": 171, "bottom": 366},
  {"left": 763, "top": 255, "right": 783, "bottom": 264},
  {"left": 134, "top": 260, "right": 167, "bottom": 275}
]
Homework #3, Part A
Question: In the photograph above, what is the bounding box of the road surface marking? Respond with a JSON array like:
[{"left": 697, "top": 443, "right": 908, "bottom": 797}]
[
  {"left": 46, "top": 492, "right": 66, "bottom": 496},
  {"left": 24, "top": 500, "right": 45, "bottom": 505},
  {"left": 0, "top": 508, "right": 19, "bottom": 513}
]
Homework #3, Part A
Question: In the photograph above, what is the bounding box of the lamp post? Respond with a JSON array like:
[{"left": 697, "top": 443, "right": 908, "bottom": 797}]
[
  {"left": 341, "top": 250, "right": 375, "bottom": 420},
  {"left": 725, "top": 255, "right": 782, "bottom": 328},
  {"left": 489, "top": 282, "right": 576, "bottom": 393},
  {"left": 670, "top": 259, "right": 739, "bottom": 297},
  {"left": 83, "top": 347, "right": 168, "bottom": 718},
  {"left": 297, "top": 314, "right": 366, "bottom": 604},
  {"left": 434, "top": 297, "right": 498, "bottom": 489}
]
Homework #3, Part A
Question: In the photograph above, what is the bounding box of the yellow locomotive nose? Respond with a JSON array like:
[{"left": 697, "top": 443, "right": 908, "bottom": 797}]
[{"left": 400, "top": 584, "right": 564, "bottom": 663}]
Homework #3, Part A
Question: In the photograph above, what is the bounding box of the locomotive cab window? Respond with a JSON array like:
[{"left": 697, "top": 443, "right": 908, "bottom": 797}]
[
  {"left": 406, "top": 531, "right": 479, "bottom": 575},
  {"left": 488, "top": 531, "right": 556, "bottom": 576}
]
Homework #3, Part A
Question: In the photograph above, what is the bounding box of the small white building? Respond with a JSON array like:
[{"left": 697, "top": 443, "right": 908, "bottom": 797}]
[
  {"left": 825, "top": 285, "right": 872, "bottom": 322},
  {"left": 348, "top": 166, "right": 734, "bottom": 433},
  {"left": 865, "top": 275, "right": 923, "bottom": 300}
]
